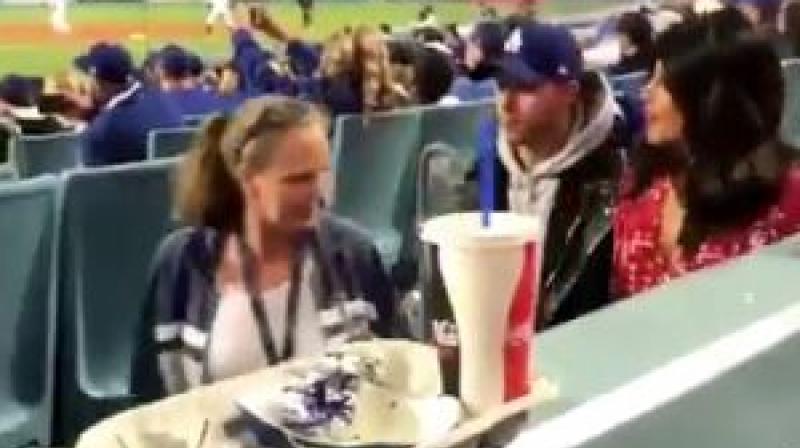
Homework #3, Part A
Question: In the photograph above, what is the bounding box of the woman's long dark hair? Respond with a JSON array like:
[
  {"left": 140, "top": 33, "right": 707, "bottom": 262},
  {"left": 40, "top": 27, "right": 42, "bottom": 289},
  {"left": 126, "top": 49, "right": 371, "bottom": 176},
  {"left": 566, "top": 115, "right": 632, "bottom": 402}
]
[{"left": 629, "top": 7, "right": 796, "bottom": 249}]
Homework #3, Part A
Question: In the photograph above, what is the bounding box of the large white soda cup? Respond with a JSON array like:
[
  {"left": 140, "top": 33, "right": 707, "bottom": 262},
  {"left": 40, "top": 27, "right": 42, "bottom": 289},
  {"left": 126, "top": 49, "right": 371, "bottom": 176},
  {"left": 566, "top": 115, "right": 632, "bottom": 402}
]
[{"left": 421, "top": 212, "right": 539, "bottom": 415}]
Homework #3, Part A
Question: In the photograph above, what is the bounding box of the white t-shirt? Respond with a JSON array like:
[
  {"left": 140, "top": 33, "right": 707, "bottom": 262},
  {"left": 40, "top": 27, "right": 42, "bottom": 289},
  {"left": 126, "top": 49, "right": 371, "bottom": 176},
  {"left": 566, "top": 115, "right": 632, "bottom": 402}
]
[{"left": 206, "top": 258, "right": 325, "bottom": 382}]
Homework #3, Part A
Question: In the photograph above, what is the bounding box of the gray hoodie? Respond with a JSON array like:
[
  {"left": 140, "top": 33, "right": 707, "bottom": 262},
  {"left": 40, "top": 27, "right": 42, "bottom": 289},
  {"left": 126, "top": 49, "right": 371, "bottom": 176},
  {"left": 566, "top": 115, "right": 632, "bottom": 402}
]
[{"left": 497, "top": 72, "right": 620, "bottom": 238}]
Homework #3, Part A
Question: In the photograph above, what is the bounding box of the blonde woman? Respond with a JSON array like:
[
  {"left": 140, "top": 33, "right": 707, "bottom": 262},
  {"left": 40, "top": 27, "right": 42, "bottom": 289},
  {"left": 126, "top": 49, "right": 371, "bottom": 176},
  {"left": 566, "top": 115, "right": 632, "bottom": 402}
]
[
  {"left": 132, "top": 97, "right": 401, "bottom": 399},
  {"left": 352, "top": 26, "right": 411, "bottom": 112},
  {"left": 310, "top": 26, "right": 410, "bottom": 116}
]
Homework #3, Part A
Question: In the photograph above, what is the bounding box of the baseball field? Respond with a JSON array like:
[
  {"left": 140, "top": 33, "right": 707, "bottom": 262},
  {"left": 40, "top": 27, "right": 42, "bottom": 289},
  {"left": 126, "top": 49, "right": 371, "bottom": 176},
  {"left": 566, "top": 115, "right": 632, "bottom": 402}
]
[{"left": 0, "top": 0, "right": 632, "bottom": 76}]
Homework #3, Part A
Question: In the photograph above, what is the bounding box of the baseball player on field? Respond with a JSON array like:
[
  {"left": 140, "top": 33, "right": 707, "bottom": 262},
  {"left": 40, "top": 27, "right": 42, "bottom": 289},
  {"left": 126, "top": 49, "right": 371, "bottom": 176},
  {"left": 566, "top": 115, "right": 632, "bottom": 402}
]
[
  {"left": 205, "top": 0, "right": 235, "bottom": 33},
  {"left": 49, "top": 0, "right": 71, "bottom": 33}
]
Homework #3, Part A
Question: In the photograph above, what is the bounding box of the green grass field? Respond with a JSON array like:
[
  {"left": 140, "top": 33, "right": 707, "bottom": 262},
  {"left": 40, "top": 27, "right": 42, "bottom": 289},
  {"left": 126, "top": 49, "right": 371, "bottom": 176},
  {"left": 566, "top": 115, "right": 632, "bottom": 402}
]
[{"left": 0, "top": 0, "right": 631, "bottom": 76}]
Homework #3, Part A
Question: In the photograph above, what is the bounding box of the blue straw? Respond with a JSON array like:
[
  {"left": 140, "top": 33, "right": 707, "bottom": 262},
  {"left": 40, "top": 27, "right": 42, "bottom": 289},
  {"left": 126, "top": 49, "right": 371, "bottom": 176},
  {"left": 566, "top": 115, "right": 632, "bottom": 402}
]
[{"left": 478, "top": 118, "right": 496, "bottom": 228}]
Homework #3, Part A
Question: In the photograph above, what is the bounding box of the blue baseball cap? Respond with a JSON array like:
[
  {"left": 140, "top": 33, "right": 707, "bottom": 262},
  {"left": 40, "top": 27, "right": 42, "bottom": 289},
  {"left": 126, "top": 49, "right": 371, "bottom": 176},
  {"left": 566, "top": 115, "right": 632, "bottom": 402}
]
[
  {"left": 74, "top": 42, "right": 134, "bottom": 84},
  {"left": 470, "top": 21, "right": 508, "bottom": 63},
  {"left": 498, "top": 22, "right": 583, "bottom": 89},
  {"left": 187, "top": 54, "right": 206, "bottom": 77},
  {"left": 0, "top": 74, "right": 38, "bottom": 107},
  {"left": 159, "top": 44, "right": 191, "bottom": 79}
]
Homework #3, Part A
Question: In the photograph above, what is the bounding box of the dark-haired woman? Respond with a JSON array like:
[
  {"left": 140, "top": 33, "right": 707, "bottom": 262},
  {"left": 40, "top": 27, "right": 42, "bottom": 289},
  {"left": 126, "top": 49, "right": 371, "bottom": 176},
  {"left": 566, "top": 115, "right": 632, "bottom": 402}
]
[
  {"left": 614, "top": 9, "right": 800, "bottom": 298},
  {"left": 133, "top": 96, "right": 399, "bottom": 398}
]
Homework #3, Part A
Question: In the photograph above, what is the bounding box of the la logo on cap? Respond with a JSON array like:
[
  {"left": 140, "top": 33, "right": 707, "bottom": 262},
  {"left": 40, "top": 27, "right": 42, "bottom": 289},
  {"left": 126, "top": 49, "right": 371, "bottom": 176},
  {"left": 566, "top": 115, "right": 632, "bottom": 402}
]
[
  {"left": 557, "top": 65, "right": 568, "bottom": 76},
  {"left": 505, "top": 29, "right": 522, "bottom": 53}
]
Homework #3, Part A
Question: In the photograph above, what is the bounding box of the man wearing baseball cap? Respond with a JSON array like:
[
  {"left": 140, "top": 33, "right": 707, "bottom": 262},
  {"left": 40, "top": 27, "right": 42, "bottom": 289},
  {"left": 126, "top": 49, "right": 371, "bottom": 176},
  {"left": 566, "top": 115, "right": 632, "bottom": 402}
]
[
  {"left": 481, "top": 22, "right": 627, "bottom": 328},
  {"left": 465, "top": 20, "right": 508, "bottom": 76},
  {"left": 156, "top": 44, "right": 225, "bottom": 116},
  {"left": 0, "top": 74, "right": 72, "bottom": 163},
  {"left": 76, "top": 42, "right": 182, "bottom": 166}
]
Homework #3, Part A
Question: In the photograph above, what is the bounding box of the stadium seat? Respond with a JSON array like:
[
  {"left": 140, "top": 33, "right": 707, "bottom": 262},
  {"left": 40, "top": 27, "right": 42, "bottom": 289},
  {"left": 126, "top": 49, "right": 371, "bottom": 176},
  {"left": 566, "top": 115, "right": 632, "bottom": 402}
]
[
  {"left": 414, "top": 142, "right": 477, "bottom": 339},
  {"left": 331, "top": 102, "right": 493, "bottom": 272},
  {"left": 419, "top": 100, "right": 494, "bottom": 155},
  {"left": 54, "top": 158, "right": 179, "bottom": 445},
  {"left": 0, "top": 176, "right": 59, "bottom": 448},
  {"left": 0, "top": 163, "right": 15, "bottom": 181},
  {"left": 182, "top": 114, "right": 211, "bottom": 127},
  {"left": 416, "top": 142, "right": 476, "bottom": 221},
  {"left": 781, "top": 59, "right": 800, "bottom": 150},
  {"left": 1, "top": 132, "right": 9, "bottom": 165},
  {"left": 331, "top": 110, "right": 422, "bottom": 267},
  {"left": 10, "top": 131, "right": 83, "bottom": 178},
  {"left": 146, "top": 126, "right": 198, "bottom": 159}
]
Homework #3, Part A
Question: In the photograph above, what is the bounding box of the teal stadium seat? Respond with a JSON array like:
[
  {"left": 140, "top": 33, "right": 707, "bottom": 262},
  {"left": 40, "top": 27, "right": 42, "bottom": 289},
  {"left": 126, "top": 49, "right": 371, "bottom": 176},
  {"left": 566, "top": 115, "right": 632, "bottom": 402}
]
[
  {"left": 330, "top": 103, "right": 495, "bottom": 270},
  {"left": 182, "top": 114, "right": 211, "bottom": 127},
  {"left": 417, "top": 142, "right": 476, "bottom": 221},
  {"left": 147, "top": 127, "right": 198, "bottom": 159},
  {"left": 54, "top": 158, "right": 179, "bottom": 445},
  {"left": 419, "top": 100, "right": 493, "bottom": 154},
  {"left": 11, "top": 131, "right": 83, "bottom": 178},
  {"left": 0, "top": 176, "right": 59, "bottom": 448},
  {"left": 331, "top": 110, "right": 422, "bottom": 267},
  {"left": 781, "top": 59, "right": 800, "bottom": 150},
  {"left": 0, "top": 163, "right": 15, "bottom": 181},
  {"left": 415, "top": 142, "right": 477, "bottom": 338}
]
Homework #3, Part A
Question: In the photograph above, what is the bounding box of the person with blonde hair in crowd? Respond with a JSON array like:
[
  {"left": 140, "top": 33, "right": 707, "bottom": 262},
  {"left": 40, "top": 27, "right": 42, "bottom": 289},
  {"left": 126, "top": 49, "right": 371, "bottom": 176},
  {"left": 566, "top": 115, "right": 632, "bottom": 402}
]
[
  {"left": 231, "top": 5, "right": 410, "bottom": 115},
  {"left": 132, "top": 96, "right": 401, "bottom": 399},
  {"left": 309, "top": 25, "right": 410, "bottom": 116},
  {"left": 352, "top": 25, "right": 411, "bottom": 112},
  {"left": 312, "top": 30, "right": 360, "bottom": 115}
]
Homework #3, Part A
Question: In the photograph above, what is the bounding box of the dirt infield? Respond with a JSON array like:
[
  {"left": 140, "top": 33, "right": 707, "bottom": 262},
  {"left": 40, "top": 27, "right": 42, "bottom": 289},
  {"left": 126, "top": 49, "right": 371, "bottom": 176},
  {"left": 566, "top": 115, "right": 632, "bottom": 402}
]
[{"left": 0, "top": 22, "right": 208, "bottom": 45}]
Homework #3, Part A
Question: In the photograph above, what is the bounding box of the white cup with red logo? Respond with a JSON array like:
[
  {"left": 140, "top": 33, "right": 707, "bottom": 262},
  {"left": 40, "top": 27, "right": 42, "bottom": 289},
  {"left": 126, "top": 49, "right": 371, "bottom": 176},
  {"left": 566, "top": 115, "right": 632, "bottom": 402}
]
[{"left": 421, "top": 212, "right": 539, "bottom": 415}]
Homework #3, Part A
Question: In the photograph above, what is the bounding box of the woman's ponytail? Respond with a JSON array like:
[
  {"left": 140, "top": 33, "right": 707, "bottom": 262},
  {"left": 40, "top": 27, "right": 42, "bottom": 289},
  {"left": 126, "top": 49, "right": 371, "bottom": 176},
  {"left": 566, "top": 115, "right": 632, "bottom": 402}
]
[{"left": 177, "top": 115, "right": 244, "bottom": 233}]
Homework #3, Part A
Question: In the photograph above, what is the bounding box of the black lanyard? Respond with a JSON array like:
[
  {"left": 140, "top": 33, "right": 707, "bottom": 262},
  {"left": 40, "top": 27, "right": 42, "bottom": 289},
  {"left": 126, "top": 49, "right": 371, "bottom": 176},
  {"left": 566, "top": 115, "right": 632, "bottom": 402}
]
[{"left": 239, "top": 238, "right": 303, "bottom": 365}]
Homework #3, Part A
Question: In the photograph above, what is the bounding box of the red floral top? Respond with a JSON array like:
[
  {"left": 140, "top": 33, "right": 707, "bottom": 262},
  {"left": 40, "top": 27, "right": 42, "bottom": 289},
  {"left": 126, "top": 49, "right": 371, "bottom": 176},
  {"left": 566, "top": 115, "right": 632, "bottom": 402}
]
[{"left": 613, "top": 167, "right": 800, "bottom": 298}]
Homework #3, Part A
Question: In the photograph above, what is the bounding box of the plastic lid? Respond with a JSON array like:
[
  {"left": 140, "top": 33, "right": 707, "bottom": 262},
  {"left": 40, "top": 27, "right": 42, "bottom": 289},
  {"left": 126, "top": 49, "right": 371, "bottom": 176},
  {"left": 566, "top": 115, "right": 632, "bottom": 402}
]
[{"left": 420, "top": 212, "right": 540, "bottom": 249}]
